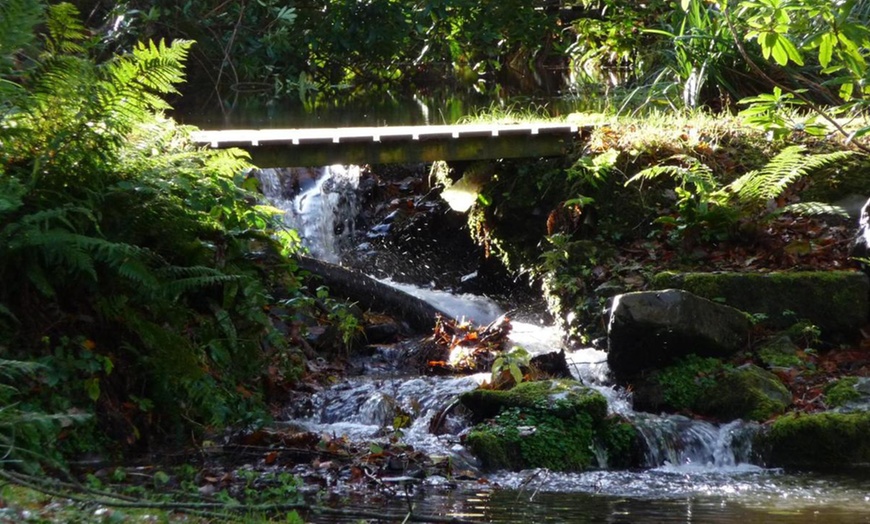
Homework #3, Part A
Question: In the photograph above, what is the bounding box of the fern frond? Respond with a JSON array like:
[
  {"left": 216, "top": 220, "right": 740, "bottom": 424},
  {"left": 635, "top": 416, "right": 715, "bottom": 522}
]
[
  {"left": 0, "top": 177, "right": 26, "bottom": 217},
  {"left": 44, "top": 3, "right": 87, "bottom": 56},
  {"left": 164, "top": 274, "right": 242, "bottom": 298},
  {"left": 130, "top": 39, "right": 192, "bottom": 94},
  {"left": 778, "top": 202, "right": 850, "bottom": 218},
  {"left": 626, "top": 154, "right": 718, "bottom": 193},
  {"left": 730, "top": 146, "right": 853, "bottom": 205},
  {"left": 0, "top": 359, "right": 44, "bottom": 380},
  {"left": 0, "top": 0, "right": 43, "bottom": 70}
]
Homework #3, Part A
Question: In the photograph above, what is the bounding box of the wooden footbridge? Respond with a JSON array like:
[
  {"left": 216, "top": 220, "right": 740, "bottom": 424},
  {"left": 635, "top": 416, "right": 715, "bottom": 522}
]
[{"left": 191, "top": 122, "right": 589, "bottom": 167}]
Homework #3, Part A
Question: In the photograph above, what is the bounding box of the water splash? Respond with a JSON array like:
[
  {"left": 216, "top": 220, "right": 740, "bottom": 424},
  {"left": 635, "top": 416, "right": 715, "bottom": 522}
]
[{"left": 286, "top": 374, "right": 487, "bottom": 455}]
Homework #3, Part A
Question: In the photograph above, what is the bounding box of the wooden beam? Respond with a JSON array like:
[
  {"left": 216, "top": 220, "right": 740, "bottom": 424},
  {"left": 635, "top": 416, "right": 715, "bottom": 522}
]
[{"left": 191, "top": 123, "right": 591, "bottom": 167}]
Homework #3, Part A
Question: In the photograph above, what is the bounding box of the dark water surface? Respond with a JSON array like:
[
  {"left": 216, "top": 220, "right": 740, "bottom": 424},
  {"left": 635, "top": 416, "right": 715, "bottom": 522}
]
[
  {"left": 307, "top": 469, "right": 870, "bottom": 523},
  {"left": 173, "top": 92, "right": 593, "bottom": 130}
]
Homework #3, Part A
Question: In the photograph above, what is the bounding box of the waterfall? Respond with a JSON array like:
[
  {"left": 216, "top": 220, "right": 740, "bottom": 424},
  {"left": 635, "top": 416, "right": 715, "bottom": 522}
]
[
  {"left": 258, "top": 164, "right": 761, "bottom": 474},
  {"left": 257, "top": 165, "right": 361, "bottom": 263}
]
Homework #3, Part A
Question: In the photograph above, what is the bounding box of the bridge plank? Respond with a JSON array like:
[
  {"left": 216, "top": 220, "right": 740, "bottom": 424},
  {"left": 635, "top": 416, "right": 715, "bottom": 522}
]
[{"left": 190, "top": 123, "right": 588, "bottom": 166}]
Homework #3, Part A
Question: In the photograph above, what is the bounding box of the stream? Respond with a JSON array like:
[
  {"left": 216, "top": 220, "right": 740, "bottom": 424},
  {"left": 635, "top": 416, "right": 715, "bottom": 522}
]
[{"left": 258, "top": 166, "right": 870, "bottom": 523}]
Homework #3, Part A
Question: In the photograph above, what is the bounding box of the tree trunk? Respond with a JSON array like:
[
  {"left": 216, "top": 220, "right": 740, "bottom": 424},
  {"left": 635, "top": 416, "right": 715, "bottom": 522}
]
[{"left": 297, "top": 256, "right": 449, "bottom": 332}]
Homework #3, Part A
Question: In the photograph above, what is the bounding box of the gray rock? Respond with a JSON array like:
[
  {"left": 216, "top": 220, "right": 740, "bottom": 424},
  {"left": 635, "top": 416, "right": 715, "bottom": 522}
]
[{"left": 607, "top": 289, "right": 750, "bottom": 381}]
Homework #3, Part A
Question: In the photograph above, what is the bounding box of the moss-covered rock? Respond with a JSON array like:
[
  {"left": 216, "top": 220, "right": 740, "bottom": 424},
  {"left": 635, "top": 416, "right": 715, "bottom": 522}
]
[
  {"left": 461, "top": 380, "right": 641, "bottom": 471},
  {"left": 824, "top": 377, "right": 864, "bottom": 408},
  {"left": 755, "top": 411, "right": 870, "bottom": 469},
  {"left": 607, "top": 289, "right": 750, "bottom": 380},
  {"left": 756, "top": 335, "right": 803, "bottom": 368},
  {"left": 460, "top": 379, "right": 608, "bottom": 422},
  {"left": 651, "top": 271, "right": 869, "bottom": 339},
  {"left": 697, "top": 364, "right": 791, "bottom": 421},
  {"left": 632, "top": 358, "right": 790, "bottom": 422}
]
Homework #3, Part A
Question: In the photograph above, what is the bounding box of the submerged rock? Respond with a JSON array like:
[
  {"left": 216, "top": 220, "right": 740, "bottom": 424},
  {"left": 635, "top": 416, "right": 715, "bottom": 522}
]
[
  {"left": 755, "top": 411, "right": 870, "bottom": 469},
  {"left": 460, "top": 380, "right": 641, "bottom": 471},
  {"left": 652, "top": 271, "right": 869, "bottom": 339},
  {"left": 606, "top": 289, "right": 750, "bottom": 381}
]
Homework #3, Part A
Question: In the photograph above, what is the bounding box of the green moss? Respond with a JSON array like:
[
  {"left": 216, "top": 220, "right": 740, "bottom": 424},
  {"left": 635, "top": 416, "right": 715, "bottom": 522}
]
[
  {"left": 655, "top": 355, "right": 725, "bottom": 410},
  {"left": 601, "top": 420, "right": 640, "bottom": 469},
  {"left": 651, "top": 271, "right": 869, "bottom": 338},
  {"left": 465, "top": 407, "right": 596, "bottom": 471},
  {"left": 652, "top": 357, "right": 789, "bottom": 421},
  {"left": 757, "top": 411, "right": 870, "bottom": 469},
  {"left": 464, "top": 429, "right": 521, "bottom": 470},
  {"left": 462, "top": 380, "right": 641, "bottom": 471},
  {"left": 824, "top": 377, "right": 861, "bottom": 408},
  {"left": 460, "top": 379, "right": 608, "bottom": 422},
  {"left": 698, "top": 364, "right": 791, "bottom": 421},
  {"left": 757, "top": 336, "right": 803, "bottom": 368}
]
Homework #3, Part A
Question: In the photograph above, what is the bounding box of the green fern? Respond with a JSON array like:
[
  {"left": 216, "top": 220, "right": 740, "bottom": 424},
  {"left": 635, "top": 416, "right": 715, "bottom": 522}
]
[
  {"left": 626, "top": 146, "right": 854, "bottom": 244},
  {"left": 729, "top": 146, "right": 851, "bottom": 204},
  {"left": 626, "top": 154, "right": 717, "bottom": 194},
  {"left": 0, "top": 0, "right": 43, "bottom": 72},
  {"left": 43, "top": 3, "right": 87, "bottom": 56}
]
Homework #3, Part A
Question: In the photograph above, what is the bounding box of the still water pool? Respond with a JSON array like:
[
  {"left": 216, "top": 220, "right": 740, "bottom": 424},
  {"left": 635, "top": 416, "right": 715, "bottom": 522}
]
[{"left": 312, "top": 469, "right": 870, "bottom": 523}]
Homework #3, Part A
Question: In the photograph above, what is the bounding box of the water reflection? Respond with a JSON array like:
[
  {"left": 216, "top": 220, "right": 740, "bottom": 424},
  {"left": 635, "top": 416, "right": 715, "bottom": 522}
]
[
  {"left": 311, "top": 471, "right": 870, "bottom": 523},
  {"left": 172, "top": 91, "right": 596, "bottom": 129}
]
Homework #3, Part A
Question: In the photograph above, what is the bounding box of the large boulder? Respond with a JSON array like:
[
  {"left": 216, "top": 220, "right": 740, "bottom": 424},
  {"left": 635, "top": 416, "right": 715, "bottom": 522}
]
[
  {"left": 606, "top": 289, "right": 750, "bottom": 381},
  {"left": 460, "top": 380, "right": 641, "bottom": 471},
  {"left": 651, "top": 271, "right": 869, "bottom": 339},
  {"left": 755, "top": 411, "right": 870, "bottom": 469}
]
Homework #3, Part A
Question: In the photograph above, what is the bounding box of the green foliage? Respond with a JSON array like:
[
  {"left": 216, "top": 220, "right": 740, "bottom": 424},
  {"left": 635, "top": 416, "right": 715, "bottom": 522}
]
[
  {"left": 491, "top": 345, "right": 530, "bottom": 385},
  {"left": 640, "top": 0, "right": 748, "bottom": 110},
  {"left": 626, "top": 145, "right": 852, "bottom": 244},
  {"left": 0, "top": 357, "right": 89, "bottom": 472},
  {"left": 738, "top": 87, "right": 828, "bottom": 138},
  {"left": 0, "top": 3, "right": 312, "bottom": 454}
]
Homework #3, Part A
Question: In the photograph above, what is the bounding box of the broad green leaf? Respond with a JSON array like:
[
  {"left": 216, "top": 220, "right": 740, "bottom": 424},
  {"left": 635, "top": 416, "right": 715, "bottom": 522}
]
[
  {"left": 762, "top": 32, "right": 777, "bottom": 60},
  {"left": 818, "top": 32, "right": 834, "bottom": 68},
  {"left": 840, "top": 81, "right": 854, "bottom": 100},
  {"left": 780, "top": 37, "right": 803, "bottom": 66},
  {"left": 508, "top": 362, "right": 523, "bottom": 384}
]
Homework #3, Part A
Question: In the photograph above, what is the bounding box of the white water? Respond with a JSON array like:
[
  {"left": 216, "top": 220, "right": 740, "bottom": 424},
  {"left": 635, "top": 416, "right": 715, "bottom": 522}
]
[{"left": 257, "top": 166, "right": 360, "bottom": 262}]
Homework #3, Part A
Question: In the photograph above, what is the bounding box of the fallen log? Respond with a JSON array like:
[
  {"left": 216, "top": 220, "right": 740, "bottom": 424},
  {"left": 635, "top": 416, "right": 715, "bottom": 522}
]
[{"left": 297, "top": 256, "right": 450, "bottom": 332}]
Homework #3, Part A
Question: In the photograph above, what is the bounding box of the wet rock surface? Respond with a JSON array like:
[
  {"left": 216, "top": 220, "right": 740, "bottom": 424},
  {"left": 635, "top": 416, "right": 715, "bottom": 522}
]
[{"left": 606, "top": 289, "right": 750, "bottom": 381}]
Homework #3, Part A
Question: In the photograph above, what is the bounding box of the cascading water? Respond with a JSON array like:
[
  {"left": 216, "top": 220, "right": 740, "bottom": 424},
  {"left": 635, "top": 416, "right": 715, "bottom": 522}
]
[
  {"left": 257, "top": 166, "right": 870, "bottom": 523},
  {"left": 257, "top": 166, "right": 360, "bottom": 263},
  {"left": 258, "top": 165, "right": 761, "bottom": 468}
]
